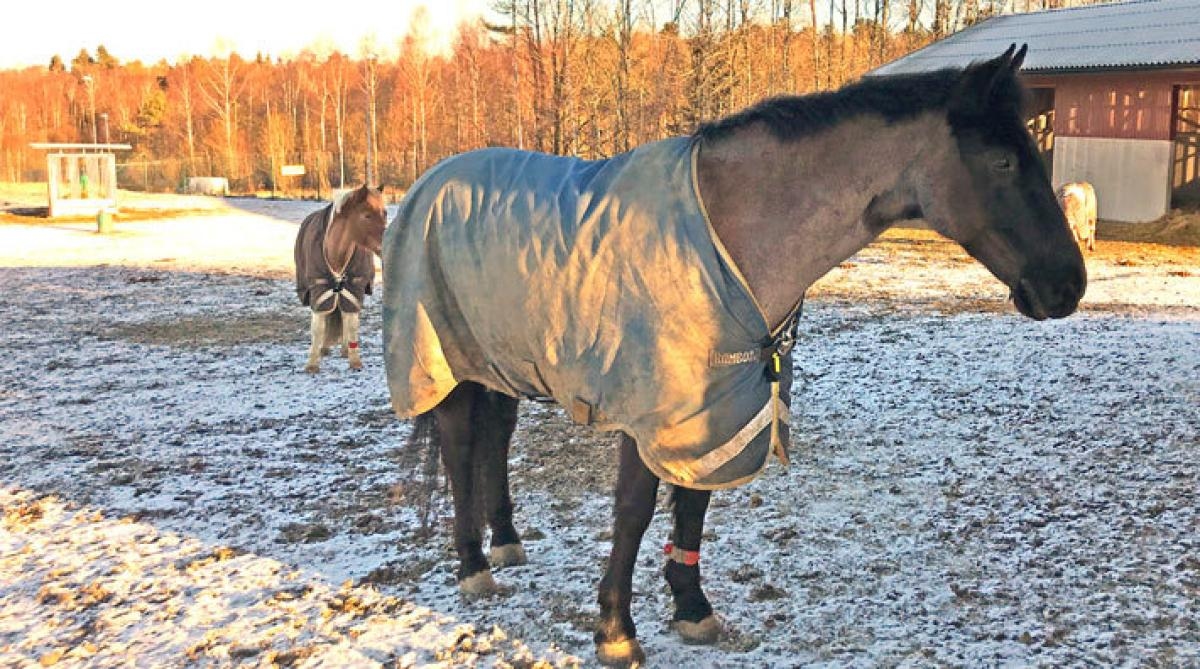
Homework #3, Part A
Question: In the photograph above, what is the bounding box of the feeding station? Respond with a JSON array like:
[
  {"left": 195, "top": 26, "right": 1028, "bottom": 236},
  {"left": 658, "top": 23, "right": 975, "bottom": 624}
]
[{"left": 30, "top": 142, "right": 132, "bottom": 225}]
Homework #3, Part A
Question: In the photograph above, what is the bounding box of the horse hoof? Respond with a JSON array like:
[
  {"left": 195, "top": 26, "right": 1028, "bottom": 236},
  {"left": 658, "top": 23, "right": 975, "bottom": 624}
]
[
  {"left": 459, "top": 570, "right": 499, "bottom": 596},
  {"left": 349, "top": 361, "right": 363, "bottom": 371},
  {"left": 596, "top": 638, "right": 645, "bottom": 667},
  {"left": 671, "top": 615, "right": 721, "bottom": 645},
  {"left": 320, "top": 347, "right": 332, "bottom": 357},
  {"left": 489, "top": 543, "right": 527, "bottom": 567},
  {"left": 304, "top": 364, "right": 319, "bottom": 374}
]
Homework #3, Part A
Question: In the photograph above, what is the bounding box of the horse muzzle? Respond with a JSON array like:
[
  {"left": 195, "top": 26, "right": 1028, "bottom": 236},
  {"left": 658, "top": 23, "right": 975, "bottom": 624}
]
[{"left": 1011, "top": 261, "right": 1086, "bottom": 320}]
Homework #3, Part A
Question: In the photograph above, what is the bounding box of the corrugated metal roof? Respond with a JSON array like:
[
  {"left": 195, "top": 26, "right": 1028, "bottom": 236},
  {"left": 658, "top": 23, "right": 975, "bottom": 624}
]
[{"left": 869, "top": 0, "right": 1200, "bottom": 76}]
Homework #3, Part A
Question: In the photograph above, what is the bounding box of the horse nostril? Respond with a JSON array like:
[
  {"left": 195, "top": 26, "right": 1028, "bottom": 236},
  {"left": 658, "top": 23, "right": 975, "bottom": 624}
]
[{"left": 1013, "top": 278, "right": 1047, "bottom": 320}]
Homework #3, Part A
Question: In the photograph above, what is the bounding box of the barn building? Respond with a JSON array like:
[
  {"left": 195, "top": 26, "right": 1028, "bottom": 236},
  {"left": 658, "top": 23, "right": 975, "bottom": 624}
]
[{"left": 870, "top": 0, "right": 1200, "bottom": 223}]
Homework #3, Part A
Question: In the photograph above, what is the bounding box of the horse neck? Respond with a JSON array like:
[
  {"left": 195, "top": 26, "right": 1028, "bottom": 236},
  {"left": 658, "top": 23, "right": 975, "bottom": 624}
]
[
  {"left": 696, "top": 111, "right": 948, "bottom": 329},
  {"left": 323, "top": 208, "right": 357, "bottom": 272}
]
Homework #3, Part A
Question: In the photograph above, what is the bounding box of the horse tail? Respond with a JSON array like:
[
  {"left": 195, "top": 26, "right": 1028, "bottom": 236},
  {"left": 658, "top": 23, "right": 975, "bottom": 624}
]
[
  {"left": 322, "top": 310, "right": 344, "bottom": 348},
  {"left": 407, "top": 412, "right": 441, "bottom": 535}
]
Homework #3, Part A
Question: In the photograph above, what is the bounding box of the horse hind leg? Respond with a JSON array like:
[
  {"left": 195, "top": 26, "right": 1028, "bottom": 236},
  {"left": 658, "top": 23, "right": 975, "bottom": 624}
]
[
  {"left": 323, "top": 310, "right": 344, "bottom": 356},
  {"left": 342, "top": 311, "right": 363, "bottom": 370},
  {"left": 305, "top": 311, "right": 326, "bottom": 373},
  {"left": 434, "top": 382, "right": 499, "bottom": 595},
  {"left": 595, "top": 433, "right": 658, "bottom": 667},
  {"left": 665, "top": 486, "right": 721, "bottom": 644},
  {"left": 475, "top": 391, "right": 525, "bottom": 567}
]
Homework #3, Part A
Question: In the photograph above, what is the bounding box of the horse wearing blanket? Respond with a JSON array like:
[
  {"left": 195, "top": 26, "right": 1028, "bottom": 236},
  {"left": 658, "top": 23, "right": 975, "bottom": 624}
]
[
  {"left": 294, "top": 184, "right": 386, "bottom": 373},
  {"left": 382, "top": 45, "right": 1086, "bottom": 666}
]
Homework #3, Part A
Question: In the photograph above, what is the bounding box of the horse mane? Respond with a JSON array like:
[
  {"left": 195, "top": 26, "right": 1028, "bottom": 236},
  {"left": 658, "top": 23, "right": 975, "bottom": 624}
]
[
  {"left": 331, "top": 188, "right": 356, "bottom": 217},
  {"left": 695, "top": 63, "right": 1025, "bottom": 144}
]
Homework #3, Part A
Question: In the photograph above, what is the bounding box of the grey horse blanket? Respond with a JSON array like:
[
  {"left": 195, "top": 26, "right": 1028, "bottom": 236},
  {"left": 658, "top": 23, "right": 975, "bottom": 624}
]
[
  {"left": 294, "top": 204, "right": 375, "bottom": 314},
  {"left": 383, "top": 136, "right": 794, "bottom": 489}
]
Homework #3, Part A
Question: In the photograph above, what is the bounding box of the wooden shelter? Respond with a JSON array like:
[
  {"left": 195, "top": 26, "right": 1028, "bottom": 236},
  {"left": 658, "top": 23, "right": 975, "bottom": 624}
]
[
  {"left": 30, "top": 143, "right": 132, "bottom": 217},
  {"left": 869, "top": 0, "right": 1200, "bottom": 222}
]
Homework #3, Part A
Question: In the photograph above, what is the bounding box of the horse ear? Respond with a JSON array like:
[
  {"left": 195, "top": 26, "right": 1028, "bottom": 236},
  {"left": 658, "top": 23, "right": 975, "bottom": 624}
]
[
  {"left": 1010, "top": 44, "right": 1028, "bottom": 72},
  {"left": 953, "top": 43, "right": 1019, "bottom": 115},
  {"left": 984, "top": 43, "right": 1018, "bottom": 91},
  {"left": 376, "top": 184, "right": 385, "bottom": 194}
]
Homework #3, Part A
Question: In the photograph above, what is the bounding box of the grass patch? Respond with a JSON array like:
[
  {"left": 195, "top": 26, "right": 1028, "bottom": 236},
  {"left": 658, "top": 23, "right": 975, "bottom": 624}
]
[
  {"left": 1099, "top": 209, "right": 1200, "bottom": 249},
  {"left": 108, "top": 310, "right": 306, "bottom": 347}
]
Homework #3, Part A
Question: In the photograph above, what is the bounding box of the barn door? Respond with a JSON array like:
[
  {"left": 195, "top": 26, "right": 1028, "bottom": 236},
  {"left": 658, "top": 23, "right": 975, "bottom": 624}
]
[{"left": 1173, "top": 85, "right": 1200, "bottom": 207}]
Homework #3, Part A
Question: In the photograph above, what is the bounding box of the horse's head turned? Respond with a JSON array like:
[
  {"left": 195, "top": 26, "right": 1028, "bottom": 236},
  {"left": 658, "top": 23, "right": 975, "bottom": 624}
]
[
  {"left": 337, "top": 183, "right": 388, "bottom": 256},
  {"left": 919, "top": 44, "right": 1086, "bottom": 320}
]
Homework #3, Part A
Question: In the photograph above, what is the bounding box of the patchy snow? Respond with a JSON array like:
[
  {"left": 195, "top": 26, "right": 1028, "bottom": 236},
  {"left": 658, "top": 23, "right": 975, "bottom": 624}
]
[{"left": 1, "top": 199, "right": 1198, "bottom": 667}]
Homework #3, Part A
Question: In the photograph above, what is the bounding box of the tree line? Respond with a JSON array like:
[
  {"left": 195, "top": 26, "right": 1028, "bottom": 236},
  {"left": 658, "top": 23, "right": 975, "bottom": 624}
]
[{"left": 0, "top": 0, "right": 1111, "bottom": 194}]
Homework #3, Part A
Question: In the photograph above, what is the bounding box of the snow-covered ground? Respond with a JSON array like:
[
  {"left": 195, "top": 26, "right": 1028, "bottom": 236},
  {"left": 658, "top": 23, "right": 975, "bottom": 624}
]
[{"left": 1, "top": 197, "right": 1198, "bottom": 667}]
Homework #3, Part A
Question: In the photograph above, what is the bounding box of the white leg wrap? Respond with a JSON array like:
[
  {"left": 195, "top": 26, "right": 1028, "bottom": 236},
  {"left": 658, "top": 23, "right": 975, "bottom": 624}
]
[
  {"left": 344, "top": 311, "right": 362, "bottom": 370},
  {"left": 305, "top": 312, "right": 326, "bottom": 373}
]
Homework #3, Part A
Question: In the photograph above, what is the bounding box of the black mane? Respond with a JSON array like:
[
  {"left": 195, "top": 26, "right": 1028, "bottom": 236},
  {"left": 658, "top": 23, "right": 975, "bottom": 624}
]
[{"left": 695, "top": 65, "right": 1023, "bottom": 143}]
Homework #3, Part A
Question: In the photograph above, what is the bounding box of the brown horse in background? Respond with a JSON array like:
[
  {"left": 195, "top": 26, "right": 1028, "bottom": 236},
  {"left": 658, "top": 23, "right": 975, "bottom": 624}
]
[{"left": 294, "top": 184, "right": 386, "bottom": 373}]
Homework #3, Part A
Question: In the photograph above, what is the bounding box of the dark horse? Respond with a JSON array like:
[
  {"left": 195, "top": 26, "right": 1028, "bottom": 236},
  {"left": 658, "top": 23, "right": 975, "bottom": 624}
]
[
  {"left": 381, "top": 45, "right": 1085, "bottom": 665},
  {"left": 294, "top": 184, "right": 386, "bottom": 373}
]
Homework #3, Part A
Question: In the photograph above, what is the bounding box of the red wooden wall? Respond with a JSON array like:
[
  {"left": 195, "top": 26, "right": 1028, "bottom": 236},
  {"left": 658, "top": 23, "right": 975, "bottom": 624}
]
[{"left": 1023, "top": 70, "right": 1200, "bottom": 140}]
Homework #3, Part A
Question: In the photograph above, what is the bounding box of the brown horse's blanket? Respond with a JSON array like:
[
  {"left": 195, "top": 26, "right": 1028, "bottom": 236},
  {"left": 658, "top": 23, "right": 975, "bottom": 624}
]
[
  {"left": 294, "top": 204, "right": 375, "bottom": 314},
  {"left": 383, "top": 137, "right": 794, "bottom": 489}
]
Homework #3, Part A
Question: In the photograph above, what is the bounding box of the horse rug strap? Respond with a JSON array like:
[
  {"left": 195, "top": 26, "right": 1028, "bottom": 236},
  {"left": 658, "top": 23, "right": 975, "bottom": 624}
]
[
  {"left": 312, "top": 272, "right": 360, "bottom": 314},
  {"left": 383, "top": 136, "right": 794, "bottom": 490},
  {"left": 294, "top": 203, "right": 374, "bottom": 315}
]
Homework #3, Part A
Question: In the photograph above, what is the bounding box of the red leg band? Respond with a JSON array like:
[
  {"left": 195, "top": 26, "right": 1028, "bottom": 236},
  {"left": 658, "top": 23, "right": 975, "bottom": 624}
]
[{"left": 663, "top": 542, "right": 700, "bottom": 566}]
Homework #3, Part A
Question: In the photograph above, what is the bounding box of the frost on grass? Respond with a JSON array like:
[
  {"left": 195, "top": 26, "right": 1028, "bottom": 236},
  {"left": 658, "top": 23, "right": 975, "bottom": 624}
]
[
  {"left": 0, "top": 490, "right": 579, "bottom": 667},
  {"left": 0, "top": 203, "right": 1198, "bottom": 666}
]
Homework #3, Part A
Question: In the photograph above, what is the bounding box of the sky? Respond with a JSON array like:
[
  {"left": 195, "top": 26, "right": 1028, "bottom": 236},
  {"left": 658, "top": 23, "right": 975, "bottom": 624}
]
[{"left": 0, "top": 0, "right": 493, "bottom": 70}]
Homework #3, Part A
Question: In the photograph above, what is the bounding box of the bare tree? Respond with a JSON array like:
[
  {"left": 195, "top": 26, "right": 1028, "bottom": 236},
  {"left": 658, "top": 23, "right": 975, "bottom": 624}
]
[
  {"left": 777, "top": 0, "right": 795, "bottom": 93},
  {"left": 453, "top": 23, "right": 486, "bottom": 150},
  {"left": 324, "top": 54, "right": 350, "bottom": 189},
  {"left": 359, "top": 36, "right": 382, "bottom": 187},
  {"left": 534, "top": 0, "right": 581, "bottom": 154},
  {"left": 400, "top": 10, "right": 433, "bottom": 181},
  {"left": 933, "top": 0, "right": 951, "bottom": 37},
  {"left": 810, "top": 0, "right": 821, "bottom": 88},
  {"left": 174, "top": 59, "right": 198, "bottom": 175},
  {"left": 196, "top": 53, "right": 245, "bottom": 184},
  {"left": 612, "top": 0, "right": 635, "bottom": 152},
  {"left": 489, "top": 0, "right": 526, "bottom": 149},
  {"left": 690, "top": 0, "right": 722, "bottom": 123}
]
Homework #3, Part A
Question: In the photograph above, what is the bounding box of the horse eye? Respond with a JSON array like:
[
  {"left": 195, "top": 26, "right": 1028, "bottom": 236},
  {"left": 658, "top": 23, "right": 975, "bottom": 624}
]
[{"left": 992, "top": 157, "right": 1014, "bottom": 172}]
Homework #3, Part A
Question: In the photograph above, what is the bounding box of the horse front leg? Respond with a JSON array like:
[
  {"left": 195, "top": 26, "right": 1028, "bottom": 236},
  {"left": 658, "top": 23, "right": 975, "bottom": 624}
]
[
  {"left": 304, "top": 311, "right": 326, "bottom": 373},
  {"left": 342, "top": 310, "right": 363, "bottom": 370},
  {"left": 476, "top": 391, "right": 525, "bottom": 567},
  {"left": 595, "top": 433, "right": 658, "bottom": 667},
  {"left": 665, "top": 486, "right": 720, "bottom": 644},
  {"left": 433, "top": 383, "right": 496, "bottom": 594}
]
